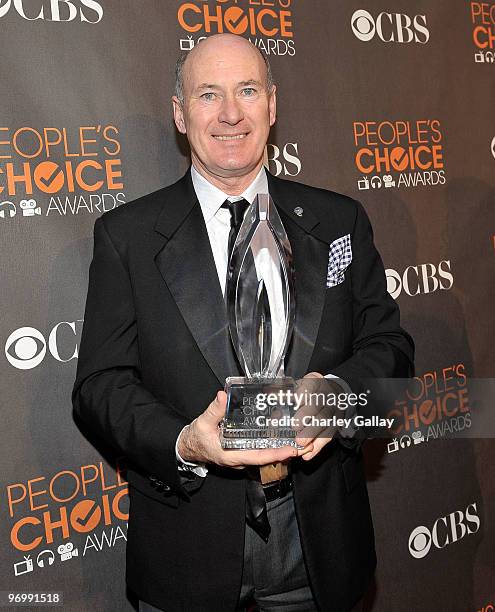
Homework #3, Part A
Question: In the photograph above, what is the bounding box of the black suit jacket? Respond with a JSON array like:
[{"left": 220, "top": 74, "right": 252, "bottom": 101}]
[{"left": 73, "top": 169, "right": 414, "bottom": 611}]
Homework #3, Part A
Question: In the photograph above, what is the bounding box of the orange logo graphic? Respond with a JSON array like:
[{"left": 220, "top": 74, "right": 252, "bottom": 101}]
[
  {"left": 471, "top": 2, "right": 495, "bottom": 49},
  {"left": 0, "top": 125, "right": 123, "bottom": 197},
  {"left": 352, "top": 119, "right": 446, "bottom": 189},
  {"left": 388, "top": 364, "right": 470, "bottom": 435},
  {"left": 7, "top": 461, "right": 128, "bottom": 552},
  {"left": 178, "top": 1, "right": 293, "bottom": 38},
  {"left": 353, "top": 120, "right": 443, "bottom": 174}
]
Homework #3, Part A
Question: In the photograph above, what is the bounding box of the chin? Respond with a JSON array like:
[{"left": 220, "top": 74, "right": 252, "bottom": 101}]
[{"left": 219, "top": 154, "right": 261, "bottom": 174}]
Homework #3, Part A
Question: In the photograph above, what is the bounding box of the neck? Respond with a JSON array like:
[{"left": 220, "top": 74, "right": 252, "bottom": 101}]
[{"left": 191, "top": 158, "right": 264, "bottom": 196}]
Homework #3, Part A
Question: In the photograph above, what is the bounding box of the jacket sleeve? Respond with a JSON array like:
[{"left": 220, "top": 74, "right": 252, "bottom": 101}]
[
  {"left": 330, "top": 200, "right": 414, "bottom": 450},
  {"left": 331, "top": 199, "right": 414, "bottom": 385},
  {"left": 72, "top": 215, "right": 201, "bottom": 498}
]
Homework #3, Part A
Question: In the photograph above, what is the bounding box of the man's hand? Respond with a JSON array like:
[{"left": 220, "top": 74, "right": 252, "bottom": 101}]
[
  {"left": 177, "top": 391, "right": 314, "bottom": 469},
  {"left": 294, "top": 372, "right": 338, "bottom": 461}
]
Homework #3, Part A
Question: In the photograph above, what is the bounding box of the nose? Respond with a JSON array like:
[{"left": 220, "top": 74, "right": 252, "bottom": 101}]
[{"left": 218, "top": 94, "right": 244, "bottom": 125}]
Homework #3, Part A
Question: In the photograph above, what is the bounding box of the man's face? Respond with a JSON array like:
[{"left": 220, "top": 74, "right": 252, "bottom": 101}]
[{"left": 173, "top": 36, "right": 276, "bottom": 181}]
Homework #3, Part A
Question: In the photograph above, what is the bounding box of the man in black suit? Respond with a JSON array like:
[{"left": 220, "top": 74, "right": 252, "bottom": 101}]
[{"left": 73, "top": 34, "right": 413, "bottom": 611}]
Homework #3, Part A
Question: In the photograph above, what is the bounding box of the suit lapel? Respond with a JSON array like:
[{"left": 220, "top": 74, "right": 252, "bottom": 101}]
[
  {"left": 152, "top": 169, "right": 328, "bottom": 384},
  {"left": 266, "top": 172, "right": 328, "bottom": 378},
  {"left": 154, "top": 171, "right": 240, "bottom": 385}
]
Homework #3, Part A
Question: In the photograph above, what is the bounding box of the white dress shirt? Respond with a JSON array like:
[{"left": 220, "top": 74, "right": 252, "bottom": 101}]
[{"left": 192, "top": 164, "right": 269, "bottom": 296}]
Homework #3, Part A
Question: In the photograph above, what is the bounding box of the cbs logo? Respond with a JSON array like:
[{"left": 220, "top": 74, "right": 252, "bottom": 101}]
[
  {"left": 386, "top": 260, "right": 453, "bottom": 299},
  {"left": 5, "top": 321, "right": 82, "bottom": 370},
  {"left": 351, "top": 9, "right": 429, "bottom": 44},
  {"left": 0, "top": 0, "right": 102, "bottom": 22},
  {"left": 265, "top": 143, "right": 302, "bottom": 177},
  {"left": 408, "top": 502, "right": 480, "bottom": 559}
]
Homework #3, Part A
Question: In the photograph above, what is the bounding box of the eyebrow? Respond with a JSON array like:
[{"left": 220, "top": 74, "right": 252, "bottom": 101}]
[
  {"left": 195, "top": 79, "right": 263, "bottom": 92},
  {"left": 196, "top": 83, "right": 219, "bottom": 91},
  {"left": 238, "top": 80, "right": 263, "bottom": 87}
]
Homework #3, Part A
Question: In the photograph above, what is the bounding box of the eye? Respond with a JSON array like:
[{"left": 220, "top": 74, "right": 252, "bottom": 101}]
[
  {"left": 200, "top": 92, "right": 217, "bottom": 102},
  {"left": 241, "top": 87, "right": 257, "bottom": 97}
]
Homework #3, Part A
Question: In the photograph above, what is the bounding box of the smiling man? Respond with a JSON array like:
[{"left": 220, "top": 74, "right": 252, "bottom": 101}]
[{"left": 73, "top": 34, "right": 414, "bottom": 611}]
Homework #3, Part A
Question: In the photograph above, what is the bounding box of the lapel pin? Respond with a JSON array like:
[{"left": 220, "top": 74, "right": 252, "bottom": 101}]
[{"left": 294, "top": 206, "right": 303, "bottom": 217}]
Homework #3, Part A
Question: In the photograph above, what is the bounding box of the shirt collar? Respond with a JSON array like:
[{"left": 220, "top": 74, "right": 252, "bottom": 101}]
[{"left": 191, "top": 164, "right": 269, "bottom": 224}]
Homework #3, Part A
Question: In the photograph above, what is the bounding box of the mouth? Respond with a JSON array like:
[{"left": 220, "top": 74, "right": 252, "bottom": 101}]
[{"left": 211, "top": 133, "right": 249, "bottom": 141}]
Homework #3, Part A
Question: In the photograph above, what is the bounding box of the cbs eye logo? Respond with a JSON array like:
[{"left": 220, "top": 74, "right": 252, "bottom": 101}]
[
  {"left": 351, "top": 9, "right": 376, "bottom": 41},
  {"left": 408, "top": 525, "right": 432, "bottom": 559},
  {"left": 5, "top": 327, "right": 46, "bottom": 370},
  {"left": 4, "top": 322, "right": 82, "bottom": 370}
]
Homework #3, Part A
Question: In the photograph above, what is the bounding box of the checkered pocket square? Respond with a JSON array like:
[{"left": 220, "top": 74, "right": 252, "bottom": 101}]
[{"left": 326, "top": 234, "right": 352, "bottom": 287}]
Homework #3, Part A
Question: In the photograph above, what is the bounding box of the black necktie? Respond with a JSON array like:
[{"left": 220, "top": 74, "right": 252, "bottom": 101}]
[
  {"left": 221, "top": 198, "right": 249, "bottom": 262},
  {"left": 245, "top": 469, "right": 271, "bottom": 542},
  {"left": 222, "top": 198, "right": 271, "bottom": 542}
]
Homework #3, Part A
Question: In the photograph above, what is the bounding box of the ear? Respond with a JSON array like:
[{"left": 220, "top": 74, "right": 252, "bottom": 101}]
[
  {"left": 172, "top": 96, "right": 186, "bottom": 134},
  {"left": 268, "top": 85, "right": 277, "bottom": 127}
]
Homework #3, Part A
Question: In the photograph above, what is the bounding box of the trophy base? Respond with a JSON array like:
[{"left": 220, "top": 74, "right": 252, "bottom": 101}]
[{"left": 221, "top": 376, "right": 301, "bottom": 449}]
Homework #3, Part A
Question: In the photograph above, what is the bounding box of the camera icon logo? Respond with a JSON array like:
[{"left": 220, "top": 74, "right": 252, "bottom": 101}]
[
  {"left": 19, "top": 199, "right": 42, "bottom": 216},
  {"left": 57, "top": 542, "right": 79, "bottom": 561}
]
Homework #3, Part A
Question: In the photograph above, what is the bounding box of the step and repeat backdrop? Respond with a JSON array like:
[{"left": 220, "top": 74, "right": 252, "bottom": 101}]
[{"left": 1, "top": 1, "right": 494, "bottom": 611}]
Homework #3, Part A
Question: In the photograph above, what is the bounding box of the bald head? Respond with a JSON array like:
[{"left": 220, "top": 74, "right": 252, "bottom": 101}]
[{"left": 175, "top": 34, "right": 274, "bottom": 105}]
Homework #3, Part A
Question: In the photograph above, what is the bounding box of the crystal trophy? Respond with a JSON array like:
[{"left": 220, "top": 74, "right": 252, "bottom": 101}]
[{"left": 221, "top": 194, "right": 299, "bottom": 449}]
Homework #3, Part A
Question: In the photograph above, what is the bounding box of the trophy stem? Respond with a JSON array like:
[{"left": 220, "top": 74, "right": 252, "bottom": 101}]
[{"left": 259, "top": 312, "right": 265, "bottom": 373}]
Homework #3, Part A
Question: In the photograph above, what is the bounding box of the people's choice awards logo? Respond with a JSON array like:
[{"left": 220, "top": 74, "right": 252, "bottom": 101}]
[
  {"left": 387, "top": 363, "right": 471, "bottom": 448},
  {"left": 0, "top": 0, "right": 103, "bottom": 22},
  {"left": 409, "top": 502, "right": 480, "bottom": 559},
  {"left": 5, "top": 321, "right": 83, "bottom": 370},
  {"left": 7, "top": 461, "right": 128, "bottom": 575},
  {"left": 353, "top": 119, "right": 446, "bottom": 190},
  {"left": 351, "top": 9, "right": 429, "bottom": 44},
  {"left": 177, "top": 0, "right": 295, "bottom": 56},
  {"left": 0, "top": 125, "right": 125, "bottom": 219},
  {"left": 471, "top": 2, "right": 495, "bottom": 63}
]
